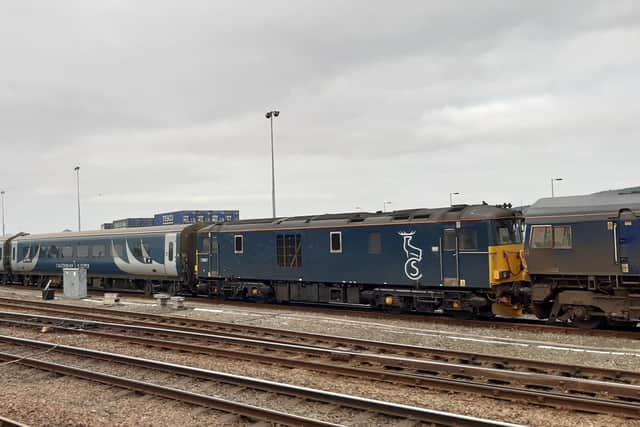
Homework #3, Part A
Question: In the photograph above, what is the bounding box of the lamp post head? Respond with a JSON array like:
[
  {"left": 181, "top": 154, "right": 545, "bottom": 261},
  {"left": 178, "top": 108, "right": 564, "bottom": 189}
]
[
  {"left": 74, "top": 166, "right": 80, "bottom": 171},
  {"left": 266, "top": 110, "right": 280, "bottom": 119}
]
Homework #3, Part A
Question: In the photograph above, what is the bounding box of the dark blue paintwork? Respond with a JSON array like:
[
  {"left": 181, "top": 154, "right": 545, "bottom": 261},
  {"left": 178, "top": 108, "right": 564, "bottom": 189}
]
[{"left": 197, "top": 209, "right": 515, "bottom": 289}]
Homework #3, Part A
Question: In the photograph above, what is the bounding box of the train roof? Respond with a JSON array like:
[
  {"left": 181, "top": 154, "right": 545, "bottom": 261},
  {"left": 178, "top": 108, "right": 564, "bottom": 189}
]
[
  {"left": 12, "top": 224, "right": 194, "bottom": 242},
  {"left": 199, "top": 204, "right": 518, "bottom": 233},
  {"left": 526, "top": 187, "right": 640, "bottom": 222}
]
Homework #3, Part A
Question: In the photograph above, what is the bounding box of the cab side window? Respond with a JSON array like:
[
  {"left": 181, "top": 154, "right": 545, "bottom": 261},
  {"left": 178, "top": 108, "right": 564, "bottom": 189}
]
[
  {"left": 530, "top": 225, "right": 571, "bottom": 249},
  {"left": 531, "top": 226, "right": 552, "bottom": 248},
  {"left": 553, "top": 225, "right": 572, "bottom": 249}
]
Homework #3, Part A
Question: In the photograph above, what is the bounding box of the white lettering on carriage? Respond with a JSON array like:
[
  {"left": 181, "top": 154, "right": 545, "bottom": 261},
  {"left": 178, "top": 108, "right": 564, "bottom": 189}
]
[{"left": 399, "top": 231, "right": 423, "bottom": 281}]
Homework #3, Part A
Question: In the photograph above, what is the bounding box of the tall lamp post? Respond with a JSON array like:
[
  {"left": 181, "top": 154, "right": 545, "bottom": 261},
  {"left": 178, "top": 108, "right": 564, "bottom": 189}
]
[
  {"left": 449, "top": 192, "right": 460, "bottom": 206},
  {"left": 551, "top": 177, "right": 563, "bottom": 198},
  {"left": 265, "top": 110, "right": 280, "bottom": 218},
  {"left": 383, "top": 201, "right": 392, "bottom": 212},
  {"left": 74, "top": 166, "right": 81, "bottom": 231},
  {"left": 1, "top": 190, "right": 5, "bottom": 237}
]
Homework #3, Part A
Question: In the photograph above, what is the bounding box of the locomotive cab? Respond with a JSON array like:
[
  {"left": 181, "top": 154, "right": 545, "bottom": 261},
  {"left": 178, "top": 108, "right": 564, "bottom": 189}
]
[{"left": 488, "top": 216, "right": 529, "bottom": 317}]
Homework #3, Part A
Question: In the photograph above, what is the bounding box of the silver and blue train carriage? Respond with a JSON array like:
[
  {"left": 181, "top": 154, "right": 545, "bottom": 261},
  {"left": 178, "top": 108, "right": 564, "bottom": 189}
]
[
  {"left": 524, "top": 187, "right": 640, "bottom": 327},
  {"left": 1, "top": 224, "right": 202, "bottom": 294},
  {"left": 196, "top": 204, "right": 527, "bottom": 316}
]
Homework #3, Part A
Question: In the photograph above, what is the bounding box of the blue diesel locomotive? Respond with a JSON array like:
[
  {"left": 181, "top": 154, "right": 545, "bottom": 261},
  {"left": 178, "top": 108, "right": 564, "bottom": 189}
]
[
  {"left": 1, "top": 224, "right": 202, "bottom": 294},
  {"left": 195, "top": 204, "right": 528, "bottom": 317},
  {"left": 524, "top": 187, "right": 640, "bottom": 327}
]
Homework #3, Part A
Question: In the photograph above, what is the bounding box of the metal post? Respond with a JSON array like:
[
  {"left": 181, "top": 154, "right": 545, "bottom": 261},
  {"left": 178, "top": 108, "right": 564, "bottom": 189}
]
[
  {"left": 270, "top": 115, "right": 276, "bottom": 218},
  {"left": 265, "top": 110, "right": 279, "bottom": 218},
  {"left": 75, "top": 166, "right": 81, "bottom": 231},
  {"left": 1, "top": 190, "right": 5, "bottom": 237},
  {"left": 551, "top": 177, "right": 563, "bottom": 198},
  {"left": 449, "top": 192, "right": 459, "bottom": 206}
]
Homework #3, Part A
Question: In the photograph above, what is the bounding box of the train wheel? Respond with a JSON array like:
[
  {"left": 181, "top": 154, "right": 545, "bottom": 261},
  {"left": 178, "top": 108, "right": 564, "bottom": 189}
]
[
  {"left": 530, "top": 302, "right": 553, "bottom": 319},
  {"left": 571, "top": 317, "right": 604, "bottom": 329},
  {"left": 565, "top": 305, "right": 605, "bottom": 329}
]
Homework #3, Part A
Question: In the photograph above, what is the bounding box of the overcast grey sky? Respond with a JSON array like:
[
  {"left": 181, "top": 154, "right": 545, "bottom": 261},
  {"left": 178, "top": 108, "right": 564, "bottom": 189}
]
[{"left": 1, "top": 1, "right": 639, "bottom": 233}]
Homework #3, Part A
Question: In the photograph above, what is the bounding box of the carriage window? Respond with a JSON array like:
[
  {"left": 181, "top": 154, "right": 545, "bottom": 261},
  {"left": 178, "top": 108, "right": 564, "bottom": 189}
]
[
  {"left": 330, "top": 232, "right": 342, "bottom": 253},
  {"left": 234, "top": 235, "right": 243, "bottom": 254},
  {"left": 553, "top": 225, "right": 572, "bottom": 249},
  {"left": 530, "top": 226, "right": 553, "bottom": 248},
  {"left": 0, "top": 247, "right": 2, "bottom": 259},
  {"left": 114, "top": 244, "right": 124, "bottom": 259},
  {"left": 92, "top": 244, "right": 106, "bottom": 258},
  {"left": 168, "top": 242, "right": 174, "bottom": 261},
  {"left": 201, "top": 237, "right": 211, "bottom": 253},
  {"left": 22, "top": 247, "right": 31, "bottom": 259},
  {"left": 443, "top": 229, "right": 456, "bottom": 251},
  {"left": 368, "top": 232, "right": 382, "bottom": 254},
  {"left": 142, "top": 242, "right": 151, "bottom": 258},
  {"left": 459, "top": 229, "right": 478, "bottom": 250},
  {"left": 77, "top": 245, "right": 89, "bottom": 257},
  {"left": 131, "top": 243, "right": 143, "bottom": 259},
  {"left": 277, "top": 234, "right": 302, "bottom": 267},
  {"left": 61, "top": 246, "right": 73, "bottom": 258},
  {"left": 48, "top": 245, "right": 58, "bottom": 258}
]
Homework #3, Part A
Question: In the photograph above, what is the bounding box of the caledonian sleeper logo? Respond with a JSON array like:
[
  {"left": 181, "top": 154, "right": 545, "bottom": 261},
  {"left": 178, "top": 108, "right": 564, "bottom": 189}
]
[{"left": 399, "top": 231, "right": 423, "bottom": 280}]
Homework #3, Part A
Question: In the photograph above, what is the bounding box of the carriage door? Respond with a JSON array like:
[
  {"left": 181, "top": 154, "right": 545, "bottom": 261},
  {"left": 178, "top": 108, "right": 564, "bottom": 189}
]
[
  {"left": 441, "top": 228, "right": 459, "bottom": 286},
  {"left": 618, "top": 211, "right": 640, "bottom": 274},
  {"left": 164, "top": 233, "right": 178, "bottom": 276}
]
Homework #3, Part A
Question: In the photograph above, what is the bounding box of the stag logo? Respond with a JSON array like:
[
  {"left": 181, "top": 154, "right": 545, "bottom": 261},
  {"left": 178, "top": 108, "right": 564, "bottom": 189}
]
[{"left": 399, "top": 231, "right": 423, "bottom": 281}]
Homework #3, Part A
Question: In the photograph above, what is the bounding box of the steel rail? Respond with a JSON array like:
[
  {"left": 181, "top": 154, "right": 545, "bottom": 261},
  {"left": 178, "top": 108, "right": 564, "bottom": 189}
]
[
  {"left": 2, "top": 314, "right": 640, "bottom": 418},
  {"left": 0, "top": 336, "right": 517, "bottom": 427},
  {"left": 0, "top": 416, "right": 30, "bottom": 427},
  {"left": 3, "top": 312, "right": 640, "bottom": 402},
  {"left": 0, "top": 299, "right": 638, "bottom": 385},
  {"left": 1, "top": 287, "right": 638, "bottom": 338}
]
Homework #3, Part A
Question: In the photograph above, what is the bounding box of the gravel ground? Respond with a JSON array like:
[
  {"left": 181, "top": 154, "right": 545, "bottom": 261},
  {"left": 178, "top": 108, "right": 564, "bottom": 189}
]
[
  {"left": 1, "top": 287, "right": 638, "bottom": 372},
  {"left": 0, "top": 363, "right": 247, "bottom": 426},
  {"left": 0, "top": 323, "right": 637, "bottom": 427}
]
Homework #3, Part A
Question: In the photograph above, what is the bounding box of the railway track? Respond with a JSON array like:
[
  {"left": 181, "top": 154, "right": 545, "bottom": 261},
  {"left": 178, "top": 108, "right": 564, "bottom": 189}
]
[
  {"left": 1, "top": 310, "right": 640, "bottom": 418},
  {"left": 0, "top": 297, "right": 638, "bottom": 373},
  {"left": 1, "top": 286, "right": 638, "bottom": 338},
  {"left": 0, "top": 335, "right": 516, "bottom": 427}
]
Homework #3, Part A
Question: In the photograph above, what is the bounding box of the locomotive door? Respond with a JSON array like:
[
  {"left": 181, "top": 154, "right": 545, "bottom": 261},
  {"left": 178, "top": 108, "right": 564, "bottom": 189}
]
[
  {"left": 208, "top": 233, "right": 219, "bottom": 277},
  {"left": 618, "top": 211, "right": 639, "bottom": 274},
  {"left": 441, "top": 229, "right": 459, "bottom": 286}
]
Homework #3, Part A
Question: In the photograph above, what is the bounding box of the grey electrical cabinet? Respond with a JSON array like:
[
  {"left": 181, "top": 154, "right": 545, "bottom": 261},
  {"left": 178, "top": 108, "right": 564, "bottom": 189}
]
[{"left": 63, "top": 268, "right": 87, "bottom": 299}]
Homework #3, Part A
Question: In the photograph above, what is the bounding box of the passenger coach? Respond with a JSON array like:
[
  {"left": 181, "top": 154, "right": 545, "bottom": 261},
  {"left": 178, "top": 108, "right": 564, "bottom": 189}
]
[
  {"left": 1, "top": 224, "right": 202, "bottom": 294},
  {"left": 525, "top": 188, "right": 640, "bottom": 327},
  {"left": 196, "top": 204, "right": 528, "bottom": 317}
]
